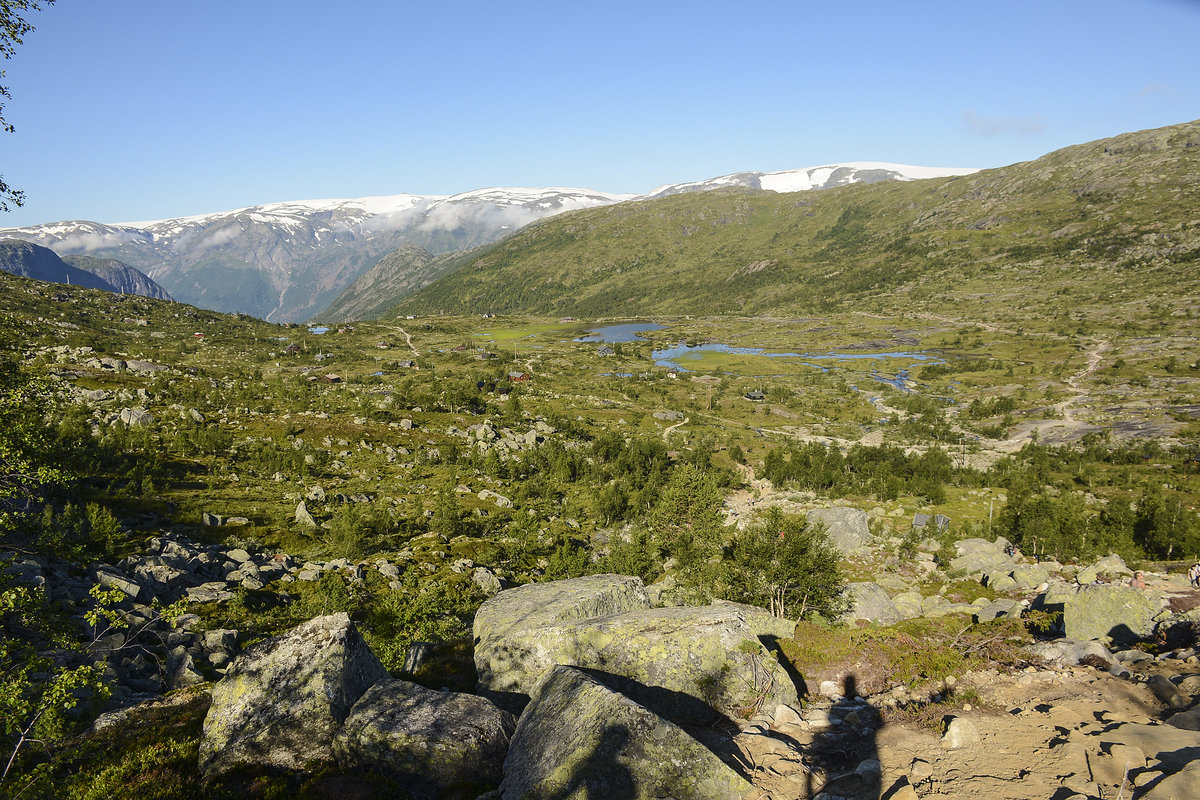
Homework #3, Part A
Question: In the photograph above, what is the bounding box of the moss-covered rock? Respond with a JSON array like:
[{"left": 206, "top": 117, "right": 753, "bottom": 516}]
[
  {"left": 333, "top": 679, "right": 515, "bottom": 795},
  {"left": 477, "top": 599, "right": 797, "bottom": 724},
  {"left": 839, "top": 582, "right": 902, "bottom": 626},
  {"left": 500, "top": 665, "right": 753, "bottom": 800},
  {"left": 198, "top": 612, "right": 388, "bottom": 777},
  {"left": 1062, "top": 584, "right": 1164, "bottom": 643},
  {"left": 473, "top": 573, "right": 651, "bottom": 647}
]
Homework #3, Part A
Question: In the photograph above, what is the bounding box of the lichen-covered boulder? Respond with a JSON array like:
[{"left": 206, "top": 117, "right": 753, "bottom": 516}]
[
  {"left": 198, "top": 613, "right": 388, "bottom": 776},
  {"left": 1076, "top": 553, "right": 1133, "bottom": 585},
  {"left": 334, "top": 679, "right": 515, "bottom": 795},
  {"left": 474, "top": 573, "right": 651, "bottom": 648},
  {"left": 1027, "top": 638, "right": 1114, "bottom": 668},
  {"left": 1062, "top": 584, "right": 1164, "bottom": 643},
  {"left": 806, "top": 507, "right": 871, "bottom": 554},
  {"left": 1010, "top": 563, "right": 1051, "bottom": 589},
  {"left": 500, "top": 665, "right": 753, "bottom": 800},
  {"left": 839, "top": 582, "right": 902, "bottom": 626},
  {"left": 477, "top": 600, "right": 797, "bottom": 724}
]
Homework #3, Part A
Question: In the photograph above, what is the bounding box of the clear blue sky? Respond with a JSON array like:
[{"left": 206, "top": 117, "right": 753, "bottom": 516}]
[{"left": 2, "top": 0, "right": 1197, "bottom": 227}]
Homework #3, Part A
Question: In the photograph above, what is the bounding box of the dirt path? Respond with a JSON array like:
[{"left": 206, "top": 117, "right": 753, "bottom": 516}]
[
  {"left": 991, "top": 337, "right": 1109, "bottom": 453},
  {"left": 662, "top": 416, "right": 690, "bottom": 440},
  {"left": 381, "top": 324, "right": 419, "bottom": 356}
]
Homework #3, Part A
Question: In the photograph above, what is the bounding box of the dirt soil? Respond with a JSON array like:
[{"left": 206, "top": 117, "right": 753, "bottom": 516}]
[{"left": 727, "top": 655, "right": 1200, "bottom": 800}]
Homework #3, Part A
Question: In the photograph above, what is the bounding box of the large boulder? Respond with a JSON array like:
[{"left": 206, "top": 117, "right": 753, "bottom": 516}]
[
  {"left": 945, "top": 542, "right": 1012, "bottom": 578},
  {"left": 198, "top": 613, "right": 389, "bottom": 776},
  {"left": 334, "top": 679, "right": 515, "bottom": 796},
  {"left": 1076, "top": 554, "right": 1133, "bottom": 585},
  {"left": 500, "top": 665, "right": 753, "bottom": 800},
  {"left": 1062, "top": 584, "right": 1164, "bottom": 643},
  {"left": 839, "top": 582, "right": 902, "bottom": 626},
  {"left": 806, "top": 507, "right": 871, "bottom": 554},
  {"left": 474, "top": 573, "right": 651, "bottom": 648},
  {"left": 1027, "top": 639, "right": 1114, "bottom": 668},
  {"left": 476, "top": 592, "right": 796, "bottom": 723}
]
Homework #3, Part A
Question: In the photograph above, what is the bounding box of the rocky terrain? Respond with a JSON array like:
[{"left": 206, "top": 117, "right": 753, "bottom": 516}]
[{"left": 8, "top": 513, "right": 1199, "bottom": 799}]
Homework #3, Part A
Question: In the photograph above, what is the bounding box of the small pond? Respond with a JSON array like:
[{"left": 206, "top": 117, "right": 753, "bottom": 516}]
[
  {"left": 651, "top": 343, "right": 941, "bottom": 391},
  {"left": 575, "top": 322, "right": 665, "bottom": 343},
  {"left": 308, "top": 326, "right": 330, "bottom": 335}
]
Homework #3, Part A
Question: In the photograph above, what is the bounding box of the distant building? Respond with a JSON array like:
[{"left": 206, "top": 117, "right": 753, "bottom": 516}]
[
  {"left": 597, "top": 345, "right": 615, "bottom": 357},
  {"left": 508, "top": 371, "right": 530, "bottom": 382},
  {"left": 284, "top": 344, "right": 301, "bottom": 355},
  {"left": 744, "top": 390, "right": 766, "bottom": 401}
]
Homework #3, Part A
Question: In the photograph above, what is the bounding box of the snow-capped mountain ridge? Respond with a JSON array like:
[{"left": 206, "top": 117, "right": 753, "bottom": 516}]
[
  {"left": 0, "top": 164, "right": 977, "bottom": 321},
  {"left": 647, "top": 162, "right": 979, "bottom": 198}
]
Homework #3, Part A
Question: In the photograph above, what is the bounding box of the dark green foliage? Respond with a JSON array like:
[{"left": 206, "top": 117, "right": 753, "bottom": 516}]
[
  {"left": 991, "top": 441, "right": 1200, "bottom": 561},
  {"left": 726, "top": 508, "right": 845, "bottom": 619},
  {"left": 762, "top": 441, "right": 967, "bottom": 502}
]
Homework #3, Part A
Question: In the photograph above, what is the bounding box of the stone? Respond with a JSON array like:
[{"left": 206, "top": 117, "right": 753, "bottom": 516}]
[
  {"left": 333, "top": 679, "right": 515, "bottom": 795},
  {"left": 940, "top": 716, "right": 981, "bottom": 749},
  {"left": 477, "top": 600, "right": 797, "bottom": 724},
  {"left": 118, "top": 407, "right": 153, "bottom": 428},
  {"left": 806, "top": 507, "right": 871, "bottom": 554},
  {"left": 840, "top": 582, "right": 902, "bottom": 625},
  {"left": 1062, "top": 584, "right": 1162, "bottom": 643},
  {"left": 203, "top": 629, "right": 238, "bottom": 653},
  {"left": 1166, "top": 706, "right": 1200, "bottom": 731},
  {"left": 295, "top": 501, "right": 318, "bottom": 527},
  {"left": 474, "top": 574, "right": 651, "bottom": 651},
  {"left": 1027, "top": 639, "right": 1114, "bottom": 668},
  {"left": 198, "top": 613, "right": 389, "bottom": 776},
  {"left": 499, "top": 665, "right": 752, "bottom": 800},
  {"left": 974, "top": 598, "right": 1022, "bottom": 622},
  {"left": 891, "top": 591, "right": 924, "bottom": 619},
  {"left": 1100, "top": 722, "right": 1200, "bottom": 772},
  {"left": 94, "top": 569, "right": 142, "bottom": 600},
  {"left": 472, "top": 566, "right": 503, "bottom": 596},
  {"left": 1138, "top": 760, "right": 1200, "bottom": 800},
  {"left": 1010, "top": 563, "right": 1051, "bottom": 589},
  {"left": 950, "top": 549, "right": 1011, "bottom": 575},
  {"left": 1076, "top": 553, "right": 1133, "bottom": 585}
]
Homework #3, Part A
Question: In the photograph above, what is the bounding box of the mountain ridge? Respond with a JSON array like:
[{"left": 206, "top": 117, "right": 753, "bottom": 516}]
[
  {"left": 0, "top": 238, "right": 172, "bottom": 300},
  {"left": 376, "top": 119, "right": 1200, "bottom": 321},
  {"left": 0, "top": 164, "right": 975, "bottom": 322}
]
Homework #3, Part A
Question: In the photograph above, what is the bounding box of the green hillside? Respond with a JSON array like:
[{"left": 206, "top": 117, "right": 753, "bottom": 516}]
[{"left": 388, "top": 120, "right": 1200, "bottom": 324}]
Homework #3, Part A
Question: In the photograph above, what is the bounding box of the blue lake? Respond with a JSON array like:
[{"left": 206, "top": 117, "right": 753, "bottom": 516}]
[
  {"left": 308, "top": 326, "right": 330, "bottom": 335},
  {"left": 575, "top": 322, "right": 666, "bottom": 343}
]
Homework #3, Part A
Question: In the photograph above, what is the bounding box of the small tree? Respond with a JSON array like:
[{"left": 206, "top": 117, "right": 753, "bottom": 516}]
[{"left": 728, "top": 507, "right": 845, "bottom": 620}]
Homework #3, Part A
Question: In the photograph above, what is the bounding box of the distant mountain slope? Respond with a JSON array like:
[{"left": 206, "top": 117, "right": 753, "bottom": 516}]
[
  {"left": 0, "top": 163, "right": 977, "bottom": 323},
  {"left": 0, "top": 189, "right": 635, "bottom": 323},
  {"left": 0, "top": 239, "right": 172, "bottom": 299},
  {"left": 385, "top": 120, "right": 1200, "bottom": 319},
  {"left": 60, "top": 254, "right": 173, "bottom": 300},
  {"left": 314, "top": 243, "right": 494, "bottom": 323},
  {"left": 321, "top": 163, "right": 979, "bottom": 322}
]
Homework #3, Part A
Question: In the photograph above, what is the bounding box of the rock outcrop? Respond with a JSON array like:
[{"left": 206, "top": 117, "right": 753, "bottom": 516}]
[
  {"left": 198, "top": 613, "right": 389, "bottom": 776},
  {"left": 475, "top": 580, "right": 797, "bottom": 723},
  {"left": 1062, "top": 584, "right": 1164, "bottom": 643},
  {"left": 840, "top": 582, "right": 902, "bottom": 626},
  {"left": 334, "top": 679, "right": 516, "bottom": 795},
  {"left": 500, "top": 665, "right": 753, "bottom": 800},
  {"left": 807, "top": 506, "right": 872, "bottom": 554}
]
